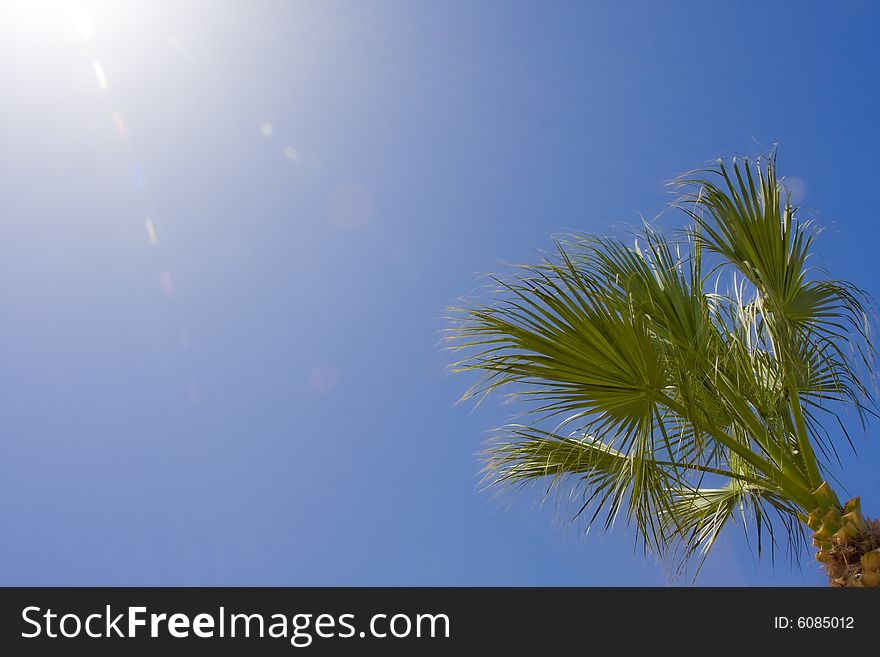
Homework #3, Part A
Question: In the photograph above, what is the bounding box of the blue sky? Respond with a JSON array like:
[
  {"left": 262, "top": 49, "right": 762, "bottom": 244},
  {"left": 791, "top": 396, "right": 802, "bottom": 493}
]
[{"left": 0, "top": 0, "right": 878, "bottom": 586}]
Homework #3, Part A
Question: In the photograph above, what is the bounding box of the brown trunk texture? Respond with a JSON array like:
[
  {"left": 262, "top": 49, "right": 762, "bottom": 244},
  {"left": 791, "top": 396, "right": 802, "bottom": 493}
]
[{"left": 809, "top": 497, "right": 880, "bottom": 587}]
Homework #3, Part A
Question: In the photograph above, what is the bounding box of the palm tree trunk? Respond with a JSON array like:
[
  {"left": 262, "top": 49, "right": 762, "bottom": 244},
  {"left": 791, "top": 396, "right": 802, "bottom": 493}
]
[{"left": 809, "top": 497, "right": 880, "bottom": 587}]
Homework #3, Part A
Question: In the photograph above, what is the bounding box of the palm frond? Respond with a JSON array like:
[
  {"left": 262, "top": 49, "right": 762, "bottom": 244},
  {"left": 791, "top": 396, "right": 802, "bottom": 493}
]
[{"left": 448, "top": 152, "right": 877, "bottom": 578}]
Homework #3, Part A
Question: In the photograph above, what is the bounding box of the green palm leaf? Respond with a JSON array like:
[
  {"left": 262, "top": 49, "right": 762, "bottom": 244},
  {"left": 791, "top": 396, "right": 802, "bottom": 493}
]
[{"left": 448, "top": 152, "right": 877, "bottom": 580}]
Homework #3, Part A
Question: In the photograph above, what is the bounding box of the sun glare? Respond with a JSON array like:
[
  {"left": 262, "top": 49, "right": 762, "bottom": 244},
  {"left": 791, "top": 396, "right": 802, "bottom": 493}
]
[{"left": 3, "top": 1, "right": 97, "bottom": 41}]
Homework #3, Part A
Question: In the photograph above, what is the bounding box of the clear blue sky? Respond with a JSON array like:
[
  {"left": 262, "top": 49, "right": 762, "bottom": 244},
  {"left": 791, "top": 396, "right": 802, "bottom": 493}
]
[{"left": 0, "top": 0, "right": 878, "bottom": 586}]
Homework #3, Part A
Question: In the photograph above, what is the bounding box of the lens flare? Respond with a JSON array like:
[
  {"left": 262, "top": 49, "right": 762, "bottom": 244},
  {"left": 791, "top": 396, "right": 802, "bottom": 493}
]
[
  {"left": 131, "top": 165, "right": 145, "bottom": 189},
  {"left": 111, "top": 112, "right": 127, "bottom": 139},
  {"left": 160, "top": 272, "right": 174, "bottom": 297},
  {"left": 145, "top": 218, "right": 158, "bottom": 244},
  {"left": 328, "top": 183, "right": 372, "bottom": 228},
  {"left": 92, "top": 62, "right": 109, "bottom": 90},
  {"left": 308, "top": 365, "right": 338, "bottom": 394}
]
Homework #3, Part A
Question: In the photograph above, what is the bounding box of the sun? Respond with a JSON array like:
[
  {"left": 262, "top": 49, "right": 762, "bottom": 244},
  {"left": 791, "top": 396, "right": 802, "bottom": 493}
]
[{"left": 2, "top": 0, "right": 97, "bottom": 43}]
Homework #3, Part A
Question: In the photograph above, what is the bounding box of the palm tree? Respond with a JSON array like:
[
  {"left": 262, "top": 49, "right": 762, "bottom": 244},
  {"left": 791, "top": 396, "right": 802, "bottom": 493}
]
[{"left": 448, "top": 154, "right": 880, "bottom": 586}]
